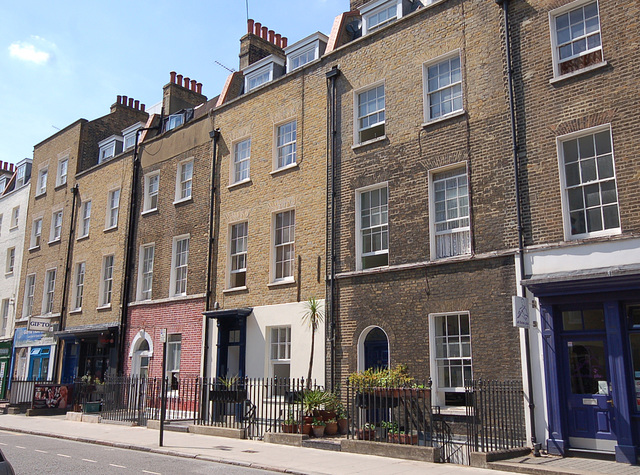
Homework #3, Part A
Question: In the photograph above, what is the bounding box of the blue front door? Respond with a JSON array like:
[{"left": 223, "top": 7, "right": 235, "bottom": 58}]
[
  {"left": 560, "top": 306, "right": 617, "bottom": 452},
  {"left": 28, "top": 347, "right": 50, "bottom": 381}
]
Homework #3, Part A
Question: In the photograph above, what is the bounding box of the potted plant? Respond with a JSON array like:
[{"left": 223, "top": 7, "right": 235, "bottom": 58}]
[
  {"left": 302, "top": 297, "right": 324, "bottom": 390},
  {"left": 336, "top": 404, "right": 348, "bottom": 435},
  {"left": 356, "top": 422, "right": 376, "bottom": 440},
  {"left": 281, "top": 414, "right": 299, "bottom": 434},
  {"left": 302, "top": 389, "right": 330, "bottom": 419},
  {"left": 210, "top": 375, "right": 247, "bottom": 403},
  {"left": 324, "top": 417, "right": 338, "bottom": 436},
  {"left": 311, "top": 418, "right": 326, "bottom": 437}
]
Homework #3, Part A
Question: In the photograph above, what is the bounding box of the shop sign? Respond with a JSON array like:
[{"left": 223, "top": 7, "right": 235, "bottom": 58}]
[
  {"left": 14, "top": 327, "right": 55, "bottom": 348},
  {"left": 512, "top": 296, "right": 529, "bottom": 328},
  {"left": 28, "top": 316, "right": 53, "bottom": 332}
]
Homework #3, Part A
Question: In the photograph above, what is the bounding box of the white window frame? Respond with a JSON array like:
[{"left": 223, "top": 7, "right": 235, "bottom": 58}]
[
  {"left": 15, "top": 164, "right": 26, "bottom": 188},
  {"left": 0, "top": 214, "right": 2, "bottom": 235},
  {"left": 272, "top": 209, "right": 295, "bottom": 283},
  {"left": 356, "top": 183, "right": 389, "bottom": 271},
  {"left": 165, "top": 113, "right": 184, "bottom": 132},
  {"left": 99, "top": 254, "right": 114, "bottom": 307},
  {"left": 122, "top": 122, "right": 143, "bottom": 151},
  {"left": 137, "top": 243, "right": 155, "bottom": 301},
  {"left": 361, "top": 0, "right": 402, "bottom": 35},
  {"left": 269, "top": 326, "right": 291, "bottom": 380},
  {"left": 37, "top": 168, "right": 48, "bottom": 196},
  {"left": 98, "top": 135, "right": 123, "bottom": 164},
  {"left": 549, "top": 0, "right": 604, "bottom": 79},
  {"left": 274, "top": 120, "right": 297, "bottom": 171},
  {"left": 423, "top": 51, "right": 464, "bottom": 123},
  {"left": 284, "top": 33, "right": 327, "bottom": 72},
  {"left": 429, "top": 311, "right": 473, "bottom": 406},
  {"left": 43, "top": 268, "right": 57, "bottom": 315},
  {"left": 79, "top": 200, "right": 91, "bottom": 238},
  {"left": 5, "top": 247, "right": 15, "bottom": 274},
  {"left": 229, "top": 222, "right": 248, "bottom": 289},
  {"left": 10, "top": 206, "right": 19, "bottom": 229},
  {"left": 243, "top": 55, "right": 284, "bottom": 93},
  {"left": 31, "top": 218, "right": 42, "bottom": 249},
  {"left": 0, "top": 299, "right": 9, "bottom": 337},
  {"left": 170, "top": 235, "right": 189, "bottom": 297},
  {"left": 23, "top": 274, "right": 36, "bottom": 318},
  {"left": 175, "top": 158, "right": 193, "bottom": 203},
  {"left": 143, "top": 171, "right": 159, "bottom": 213},
  {"left": 56, "top": 157, "right": 68, "bottom": 187},
  {"left": 557, "top": 124, "right": 620, "bottom": 240},
  {"left": 50, "top": 210, "right": 63, "bottom": 242},
  {"left": 429, "top": 164, "right": 471, "bottom": 260},
  {"left": 106, "top": 189, "right": 120, "bottom": 230},
  {"left": 72, "top": 262, "right": 85, "bottom": 311},
  {"left": 354, "top": 81, "right": 386, "bottom": 145},
  {"left": 231, "top": 138, "right": 251, "bottom": 185},
  {"left": 166, "top": 333, "right": 182, "bottom": 385}
]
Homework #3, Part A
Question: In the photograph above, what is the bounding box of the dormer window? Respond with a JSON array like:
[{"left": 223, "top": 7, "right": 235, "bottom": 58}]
[
  {"left": 166, "top": 114, "right": 184, "bottom": 132},
  {"left": 0, "top": 177, "right": 6, "bottom": 193},
  {"left": 122, "top": 122, "right": 144, "bottom": 151},
  {"left": 243, "top": 55, "right": 285, "bottom": 93},
  {"left": 98, "top": 135, "right": 124, "bottom": 164},
  {"left": 15, "top": 163, "right": 27, "bottom": 188},
  {"left": 361, "top": 0, "right": 403, "bottom": 35},
  {"left": 285, "top": 33, "right": 328, "bottom": 73}
]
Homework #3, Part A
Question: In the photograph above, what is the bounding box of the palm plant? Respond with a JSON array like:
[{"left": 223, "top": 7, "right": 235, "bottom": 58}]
[{"left": 302, "top": 297, "right": 324, "bottom": 390}]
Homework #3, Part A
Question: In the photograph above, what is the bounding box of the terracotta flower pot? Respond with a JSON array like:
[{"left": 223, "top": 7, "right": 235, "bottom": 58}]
[
  {"left": 302, "top": 423, "right": 312, "bottom": 435},
  {"left": 312, "top": 425, "right": 325, "bottom": 438},
  {"left": 324, "top": 421, "right": 338, "bottom": 436},
  {"left": 338, "top": 418, "right": 348, "bottom": 435},
  {"left": 281, "top": 423, "right": 298, "bottom": 433},
  {"left": 356, "top": 428, "right": 376, "bottom": 440}
]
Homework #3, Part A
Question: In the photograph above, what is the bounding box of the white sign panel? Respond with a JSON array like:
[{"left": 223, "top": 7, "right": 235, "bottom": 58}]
[
  {"left": 160, "top": 328, "right": 167, "bottom": 343},
  {"left": 27, "top": 316, "right": 52, "bottom": 332},
  {"left": 512, "top": 296, "right": 529, "bottom": 328}
]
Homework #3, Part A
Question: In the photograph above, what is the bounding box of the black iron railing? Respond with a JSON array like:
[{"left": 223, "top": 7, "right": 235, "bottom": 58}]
[{"left": 465, "top": 380, "right": 526, "bottom": 454}]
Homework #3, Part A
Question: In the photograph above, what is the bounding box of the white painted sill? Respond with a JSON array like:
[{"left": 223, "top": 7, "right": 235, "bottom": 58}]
[
  {"left": 28, "top": 246, "right": 40, "bottom": 252},
  {"left": 267, "top": 279, "right": 296, "bottom": 288},
  {"left": 173, "top": 196, "right": 193, "bottom": 206},
  {"left": 549, "top": 61, "right": 608, "bottom": 84},
  {"left": 77, "top": 234, "right": 89, "bottom": 242},
  {"left": 96, "top": 304, "right": 112, "bottom": 311},
  {"left": 270, "top": 163, "right": 299, "bottom": 176},
  {"left": 352, "top": 135, "right": 387, "bottom": 151},
  {"left": 103, "top": 225, "right": 117, "bottom": 232},
  {"left": 422, "top": 109, "right": 466, "bottom": 128},
  {"left": 223, "top": 286, "right": 248, "bottom": 294},
  {"left": 48, "top": 238, "right": 61, "bottom": 245},
  {"left": 141, "top": 208, "right": 158, "bottom": 217},
  {"left": 227, "top": 178, "right": 252, "bottom": 190},
  {"left": 69, "top": 309, "right": 82, "bottom": 315}
]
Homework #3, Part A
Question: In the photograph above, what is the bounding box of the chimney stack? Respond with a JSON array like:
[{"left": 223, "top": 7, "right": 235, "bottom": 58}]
[
  {"left": 240, "top": 19, "right": 287, "bottom": 70},
  {"left": 163, "top": 71, "right": 207, "bottom": 115}
]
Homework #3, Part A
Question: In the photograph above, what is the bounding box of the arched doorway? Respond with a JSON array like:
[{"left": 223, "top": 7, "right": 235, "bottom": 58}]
[
  {"left": 358, "top": 326, "right": 389, "bottom": 371},
  {"left": 130, "top": 331, "right": 153, "bottom": 378}
]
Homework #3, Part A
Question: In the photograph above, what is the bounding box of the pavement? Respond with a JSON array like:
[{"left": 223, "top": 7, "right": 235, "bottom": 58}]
[{"left": 0, "top": 413, "right": 635, "bottom": 475}]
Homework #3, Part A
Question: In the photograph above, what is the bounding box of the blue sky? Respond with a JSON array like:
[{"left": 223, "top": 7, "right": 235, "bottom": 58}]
[{"left": 0, "top": 0, "right": 346, "bottom": 164}]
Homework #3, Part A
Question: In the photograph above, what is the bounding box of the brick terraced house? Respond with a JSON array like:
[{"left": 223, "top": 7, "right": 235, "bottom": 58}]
[{"left": 13, "top": 99, "right": 147, "bottom": 384}]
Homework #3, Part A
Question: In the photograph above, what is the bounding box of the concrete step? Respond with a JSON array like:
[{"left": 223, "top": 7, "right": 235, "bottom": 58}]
[{"left": 302, "top": 438, "right": 342, "bottom": 452}]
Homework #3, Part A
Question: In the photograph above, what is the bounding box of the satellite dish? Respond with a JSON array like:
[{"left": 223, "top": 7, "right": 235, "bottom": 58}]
[{"left": 346, "top": 20, "right": 362, "bottom": 40}]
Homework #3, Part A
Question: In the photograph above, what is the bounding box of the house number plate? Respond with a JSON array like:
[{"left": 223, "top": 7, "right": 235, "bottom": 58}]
[{"left": 582, "top": 398, "right": 598, "bottom": 406}]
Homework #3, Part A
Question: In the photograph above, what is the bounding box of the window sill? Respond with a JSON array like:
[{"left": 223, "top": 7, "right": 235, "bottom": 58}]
[
  {"left": 55, "top": 182, "right": 67, "bottom": 190},
  {"left": 352, "top": 135, "right": 387, "bottom": 151},
  {"left": 268, "top": 279, "right": 296, "bottom": 288},
  {"left": 550, "top": 61, "right": 608, "bottom": 84},
  {"left": 223, "top": 286, "right": 248, "bottom": 294},
  {"left": 77, "top": 234, "right": 89, "bottom": 242},
  {"left": 270, "top": 163, "right": 299, "bottom": 176},
  {"left": 431, "top": 253, "right": 472, "bottom": 264},
  {"left": 96, "top": 304, "right": 112, "bottom": 311},
  {"left": 69, "top": 309, "right": 82, "bottom": 315},
  {"left": 566, "top": 227, "right": 621, "bottom": 242},
  {"left": 15, "top": 317, "right": 29, "bottom": 323},
  {"left": 227, "top": 178, "right": 252, "bottom": 190},
  {"left": 173, "top": 196, "right": 193, "bottom": 206},
  {"left": 103, "top": 225, "right": 117, "bottom": 233},
  {"left": 35, "top": 192, "right": 46, "bottom": 199},
  {"left": 4, "top": 271, "right": 13, "bottom": 277},
  {"left": 141, "top": 208, "right": 158, "bottom": 217},
  {"left": 28, "top": 246, "right": 40, "bottom": 252},
  {"left": 9, "top": 226, "right": 18, "bottom": 231},
  {"left": 48, "top": 238, "right": 61, "bottom": 245},
  {"left": 422, "top": 109, "right": 466, "bottom": 128}
]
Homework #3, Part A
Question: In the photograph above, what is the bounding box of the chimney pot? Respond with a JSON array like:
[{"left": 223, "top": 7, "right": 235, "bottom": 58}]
[
  {"left": 122, "top": 95, "right": 128, "bottom": 106},
  {"left": 254, "top": 22, "right": 261, "bottom": 35},
  {"left": 190, "top": 79, "right": 196, "bottom": 91},
  {"left": 261, "top": 26, "right": 268, "bottom": 39},
  {"left": 170, "top": 71, "right": 177, "bottom": 83},
  {"left": 128, "top": 98, "right": 134, "bottom": 107},
  {"left": 268, "top": 30, "right": 275, "bottom": 43},
  {"left": 282, "top": 37, "right": 288, "bottom": 48},
  {"left": 176, "top": 74, "right": 183, "bottom": 85},
  {"left": 183, "top": 76, "right": 190, "bottom": 88},
  {"left": 275, "top": 33, "right": 282, "bottom": 47},
  {"left": 141, "top": 104, "right": 146, "bottom": 112},
  {"left": 117, "top": 95, "right": 122, "bottom": 104},
  {"left": 10, "top": 164, "right": 14, "bottom": 172},
  {"left": 134, "top": 99, "right": 140, "bottom": 109},
  {"left": 196, "top": 83, "right": 202, "bottom": 94},
  {"left": 247, "top": 19, "right": 254, "bottom": 34}
]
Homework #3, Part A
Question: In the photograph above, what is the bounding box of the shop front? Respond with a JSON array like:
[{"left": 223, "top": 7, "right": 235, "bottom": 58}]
[
  {"left": 57, "top": 326, "right": 119, "bottom": 383},
  {"left": 0, "top": 341, "right": 12, "bottom": 399}
]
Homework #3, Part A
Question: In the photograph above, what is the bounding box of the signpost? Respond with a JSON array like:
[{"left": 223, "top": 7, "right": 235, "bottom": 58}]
[
  {"left": 512, "top": 295, "right": 529, "bottom": 328},
  {"left": 159, "top": 329, "right": 167, "bottom": 447}
]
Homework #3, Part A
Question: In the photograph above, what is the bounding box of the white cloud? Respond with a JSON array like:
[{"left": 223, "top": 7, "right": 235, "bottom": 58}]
[{"left": 8, "top": 42, "right": 50, "bottom": 64}]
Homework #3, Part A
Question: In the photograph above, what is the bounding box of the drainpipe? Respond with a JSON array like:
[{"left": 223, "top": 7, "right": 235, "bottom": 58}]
[
  {"left": 117, "top": 123, "right": 159, "bottom": 375},
  {"left": 326, "top": 66, "right": 340, "bottom": 391},
  {"left": 56, "top": 183, "right": 79, "bottom": 381},
  {"left": 202, "top": 127, "right": 221, "bottom": 380},
  {"left": 496, "top": 0, "right": 540, "bottom": 456}
]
